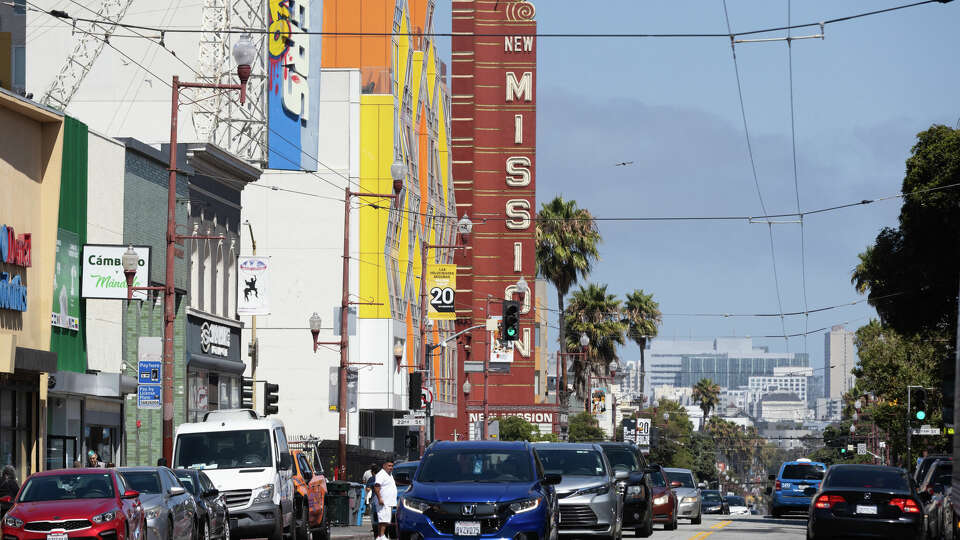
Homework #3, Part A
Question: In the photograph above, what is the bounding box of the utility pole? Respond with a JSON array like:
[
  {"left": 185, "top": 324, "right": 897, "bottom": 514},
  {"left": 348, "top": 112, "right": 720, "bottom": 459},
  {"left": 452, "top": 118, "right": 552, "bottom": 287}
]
[{"left": 245, "top": 221, "right": 258, "bottom": 412}]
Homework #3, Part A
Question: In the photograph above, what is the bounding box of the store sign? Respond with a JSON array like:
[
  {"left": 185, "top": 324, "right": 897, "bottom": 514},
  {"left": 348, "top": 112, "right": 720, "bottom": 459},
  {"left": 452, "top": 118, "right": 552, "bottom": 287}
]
[
  {"left": 0, "top": 224, "right": 31, "bottom": 313},
  {"left": 82, "top": 245, "right": 151, "bottom": 300},
  {"left": 426, "top": 264, "right": 456, "bottom": 320},
  {"left": 200, "top": 322, "right": 231, "bottom": 357},
  {"left": 237, "top": 256, "right": 270, "bottom": 315},
  {"left": 52, "top": 229, "right": 80, "bottom": 330}
]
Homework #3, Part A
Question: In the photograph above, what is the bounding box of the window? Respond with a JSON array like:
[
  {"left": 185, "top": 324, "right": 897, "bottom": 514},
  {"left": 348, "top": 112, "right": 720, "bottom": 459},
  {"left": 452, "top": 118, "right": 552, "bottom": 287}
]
[
  {"left": 781, "top": 464, "right": 824, "bottom": 481},
  {"left": 537, "top": 449, "right": 606, "bottom": 477},
  {"left": 665, "top": 471, "right": 695, "bottom": 488},
  {"left": 19, "top": 473, "right": 116, "bottom": 502},
  {"left": 122, "top": 471, "right": 162, "bottom": 494},
  {"left": 418, "top": 449, "right": 533, "bottom": 483},
  {"left": 825, "top": 467, "right": 907, "bottom": 491},
  {"left": 174, "top": 429, "right": 272, "bottom": 469},
  {"left": 297, "top": 454, "right": 311, "bottom": 477}
]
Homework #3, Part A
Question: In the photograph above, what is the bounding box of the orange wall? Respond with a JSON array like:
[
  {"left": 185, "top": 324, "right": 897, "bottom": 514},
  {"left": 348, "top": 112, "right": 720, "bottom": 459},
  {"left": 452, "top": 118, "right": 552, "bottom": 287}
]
[{"left": 322, "top": 0, "right": 392, "bottom": 69}]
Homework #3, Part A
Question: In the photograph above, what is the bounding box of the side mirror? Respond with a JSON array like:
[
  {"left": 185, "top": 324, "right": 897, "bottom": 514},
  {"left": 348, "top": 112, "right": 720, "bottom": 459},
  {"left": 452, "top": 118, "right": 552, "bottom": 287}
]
[
  {"left": 767, "top": 474, "right": 775, "bottom": 481},
  {"left": 122, "top": 490, "right": 140, "bottom": 499},
  {"left": 168, "top": 486, "right": 186, "bottom": 496},
  {"left": 204, "top": 488, "right": 219, "bottom": 498},
  {"left": 279, "top": 453, "right": 292, "bottom": 470},
  {"left": 615, "top": 470, "right": 630, "bottom": 482},
  {"left": 543, "top": 474, "right": 562, "bottom": 486},
  {"left": 764, "top": 487, "right": 772, "bottom": 496},
  {"left": 670, "top": 481, "right": 682, "bottom": 488}
]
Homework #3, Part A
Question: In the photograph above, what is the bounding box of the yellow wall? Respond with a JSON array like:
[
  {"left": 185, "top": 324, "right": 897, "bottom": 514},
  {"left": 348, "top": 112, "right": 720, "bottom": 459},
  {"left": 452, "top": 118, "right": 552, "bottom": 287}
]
[
  {"left": 0, "top": 93, "right": 64, "bottom": 372},
  {"left": 358, "top": 94, "right": 395, "bottom": 320}
]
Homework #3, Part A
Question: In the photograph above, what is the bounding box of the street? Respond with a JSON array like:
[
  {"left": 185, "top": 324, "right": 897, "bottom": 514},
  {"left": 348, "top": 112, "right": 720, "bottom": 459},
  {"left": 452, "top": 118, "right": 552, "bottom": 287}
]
[{"left": 636, "top": 514, "right": 807, "bottom": 540}]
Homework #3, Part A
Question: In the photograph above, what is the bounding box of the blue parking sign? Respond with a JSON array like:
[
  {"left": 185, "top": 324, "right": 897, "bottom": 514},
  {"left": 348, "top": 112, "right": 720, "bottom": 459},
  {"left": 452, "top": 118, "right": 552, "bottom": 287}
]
[
  {"left": 137, "top": 385, "right": 162, "bottom": 409},
  {"left": 138, "top": 361, "right": 162, "bottom": 384}
]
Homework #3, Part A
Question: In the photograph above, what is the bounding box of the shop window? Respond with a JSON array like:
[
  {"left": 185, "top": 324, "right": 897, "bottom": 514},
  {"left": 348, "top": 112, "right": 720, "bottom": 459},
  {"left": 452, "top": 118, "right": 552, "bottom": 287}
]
[
  {"left": 85, "top": 426, "right": 116, "bottom": 465},
  {"left": 47, "top": 436, "right": 77, "bottom": 470},
  {"left": 188, "top": 368, "right": 209, "bottom": 422}
]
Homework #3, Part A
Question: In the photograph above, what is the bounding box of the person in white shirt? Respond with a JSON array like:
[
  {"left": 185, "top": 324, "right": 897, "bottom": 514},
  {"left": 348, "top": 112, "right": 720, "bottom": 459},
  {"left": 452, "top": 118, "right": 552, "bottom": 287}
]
[{"left": 373, "top": 459, "right": 397, "bottom": 540}]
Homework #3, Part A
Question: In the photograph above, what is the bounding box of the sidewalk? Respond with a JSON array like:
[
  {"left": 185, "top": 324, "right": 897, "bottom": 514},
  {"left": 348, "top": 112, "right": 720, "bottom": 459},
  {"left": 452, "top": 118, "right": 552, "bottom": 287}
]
[{"left": 331, "top": 525, "right": 373, "bottom": 540}]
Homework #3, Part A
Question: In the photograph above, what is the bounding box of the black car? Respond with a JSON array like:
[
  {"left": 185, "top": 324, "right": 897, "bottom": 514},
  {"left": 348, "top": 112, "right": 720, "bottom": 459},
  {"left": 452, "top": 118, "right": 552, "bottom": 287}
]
[
  {"left": 597, "top": 442, "right": 653, "bottom": 537},
  {"left": 701, "top": 490, "right": 729, "bottom": 515},
  {"left": 919, "top": 460, "right": 952, "bottom": 540},
  {"left": 807, "top": 465, "right": 923, "bottom": 540},
  {"left": 915, "top": 455, "right": 952, "bottom": 485},
  {"left": 174, "top": 468, "right": 230, "bottom": 540}
]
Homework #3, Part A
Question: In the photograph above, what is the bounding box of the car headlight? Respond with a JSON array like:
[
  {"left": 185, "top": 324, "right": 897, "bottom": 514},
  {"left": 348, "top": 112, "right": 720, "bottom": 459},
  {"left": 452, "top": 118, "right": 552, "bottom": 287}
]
[
  {"left": 145, "top": 507, "right": 163, "bottom": 520},
  {"left": 653, "top": 495, "right": 669, "bottom": 505},
  {"left": 626, "top": 485, "right": 643, "bottom": 495},
  {"left": 574, "top": 484, "right": 610, "bottom": 497},
  {"left": 682, "top": 497, "right": 699, "bottom": 503},
  {"left": 92, "top": 510, "right": 118, "bottom": 523},
  {"left": 509, "top": 497, "right": 541, "bottom": 514},
  {"left": 254, "top": 484, "right": 275, "bottom": 502},
  {"left": 401, "top": 497, "right": 433, "bottom": 514},
  {"left": 2, "top": 515, "right": 23, "bottom": 528}
]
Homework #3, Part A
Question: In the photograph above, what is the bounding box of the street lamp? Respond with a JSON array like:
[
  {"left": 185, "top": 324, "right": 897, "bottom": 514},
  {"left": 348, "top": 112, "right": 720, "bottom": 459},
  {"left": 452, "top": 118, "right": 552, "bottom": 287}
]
[
  {"left": 390, "top": 160, "right": 407, "bottom": 197},
  {"left": 309, "top": 312, "right": 322, "bottom": 352},
  {"left": 393, "top": 342, "right": 404, "bottom": 364},
  {"left": 463, "top": 379, "right": 472, "bottom": 395},
  {"left": 231, "top": 34, "right": 256, "bottom": 104},
  {"left": 515, "top": 276, "right": 529, "bottom": 298},
  {"left": 580, "top": 333, "right": 590, "bottom": 348},
  {"left": 457, "top": 214, "right": 473, "bottom": 241},
  {"left": 121, "top": 246, "right": 139, "bottom": 300}
]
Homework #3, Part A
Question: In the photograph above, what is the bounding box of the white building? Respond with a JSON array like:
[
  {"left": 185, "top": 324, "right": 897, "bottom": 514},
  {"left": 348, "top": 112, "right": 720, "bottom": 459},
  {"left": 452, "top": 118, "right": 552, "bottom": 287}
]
[
  {"left": 758, "top": 392, "right": 807, "bottom": 423},
  {"left": 825, "top": 325, "right": 856, "bottom": 400},
  {"left": 748, "top": 375, "right": 808, "bottom": 403},
  {"left": 653, "top": 385, "right": 693, "bottom": 406},
  {"left": 816, "top": 398, "right": 843, "bottom": 422}
]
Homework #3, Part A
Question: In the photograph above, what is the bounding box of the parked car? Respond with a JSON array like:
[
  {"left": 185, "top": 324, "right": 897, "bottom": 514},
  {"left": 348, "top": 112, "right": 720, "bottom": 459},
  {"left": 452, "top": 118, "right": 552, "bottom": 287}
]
[
  {"left": 701, "top": 490, "right": 729, "bottom": 514},
  {"left": 396, "top": 441, "right": 561, "bottom": 540},
  {"left": 725, "top": 495, "right": 749, "bottom": 516},
  {"left": 768, "top": 459, "right": 826, "bottom": 518},
  {"left": 918, "top": 459, "right": 952, "bottom": 540},
  {"left": 290, "top": 448, "right": 329, "bottom": 540},
  {"left": 1, "top": 468, "right": 146, "bottom": 540},
  {"left": 596, "top": 442, "right": 653, "bottom": 537},
  {"left": 646, "top": 464, "right": 678, "bottom": 531},
  {"left": 390, "top": 461, "right": 419, "bottom": 531},
  {"left": 915, "top": 455, "right": 952, "bottom": 485},
  {"left": 664, "top": 468, "right": 702, "bottom": 524},
  {"left": 807, "top": 464, "right": 923, "bottom": 540},
  {"left": 174, "top": 468, "right": 230, "bottom": 540},
  {"left": 119, "top": 466, "right": 197, "bottom": 540},
  {"left": 535, "top": 443, "right": 623, "bottom": 538}
]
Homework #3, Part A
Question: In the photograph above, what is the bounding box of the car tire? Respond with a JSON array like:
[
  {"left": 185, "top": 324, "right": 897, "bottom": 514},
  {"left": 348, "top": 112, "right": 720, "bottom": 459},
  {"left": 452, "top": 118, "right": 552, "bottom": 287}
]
[
  {"left": 315, "top": 506, "right": 331, "bottom": 540},
  {"left": 222, "top": 515, "right": 231, "bottom": 540},
  {"left": 167, "top": 519, "right": 174, "bottom": 540},
  {"left": 636, "top": 514, "right": 654, "bottom": 538},
  {"left": 269, "top": 507, "right": 284, "bottom": 540},
  {"left": 771, "top": 506, "right": 782, "bottom": 518},
  {"left": 295, "top": 501, "right": 310, "bottom": 540},
  {"left": 692, "top": 513, "right": 702, "bottom": 525}
]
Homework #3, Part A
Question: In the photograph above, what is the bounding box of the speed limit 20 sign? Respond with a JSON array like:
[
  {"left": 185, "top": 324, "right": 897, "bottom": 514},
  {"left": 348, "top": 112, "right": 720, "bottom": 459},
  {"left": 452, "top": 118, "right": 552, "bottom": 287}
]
[{"left": 426, "top": 264, "right": 457, "bottom": 320}]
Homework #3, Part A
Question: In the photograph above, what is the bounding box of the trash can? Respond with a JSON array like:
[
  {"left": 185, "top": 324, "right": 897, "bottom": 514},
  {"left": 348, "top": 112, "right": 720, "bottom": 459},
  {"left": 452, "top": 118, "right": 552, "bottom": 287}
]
[{"left": 326, "top": 481, "right": 352, "bottom": 526}]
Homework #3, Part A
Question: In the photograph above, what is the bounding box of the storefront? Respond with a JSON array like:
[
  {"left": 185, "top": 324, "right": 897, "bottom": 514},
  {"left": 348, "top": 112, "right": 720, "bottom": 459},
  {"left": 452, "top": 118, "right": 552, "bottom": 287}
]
[
  {"left": 186, "top": 310, "right": 244, "bottom": 422},
  {"left": 46, "top": 372, "right": 131, "bottom": 468}
]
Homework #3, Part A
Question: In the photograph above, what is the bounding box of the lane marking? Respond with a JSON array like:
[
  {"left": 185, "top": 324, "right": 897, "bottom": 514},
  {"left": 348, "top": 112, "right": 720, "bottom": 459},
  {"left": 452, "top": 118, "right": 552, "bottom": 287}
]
[{"left": 689, "top": 519, "right": 733, "bottom": 539}]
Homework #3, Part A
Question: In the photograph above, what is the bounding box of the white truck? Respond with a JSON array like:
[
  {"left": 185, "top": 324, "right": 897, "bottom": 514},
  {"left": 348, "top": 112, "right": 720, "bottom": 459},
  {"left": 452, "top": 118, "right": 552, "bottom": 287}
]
[{"left": 173, "top": 409, "right": 294, "bottom": 539}]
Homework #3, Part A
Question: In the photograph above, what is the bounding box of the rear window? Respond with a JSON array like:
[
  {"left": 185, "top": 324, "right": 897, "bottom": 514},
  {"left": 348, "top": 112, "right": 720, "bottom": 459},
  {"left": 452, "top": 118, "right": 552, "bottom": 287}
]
[
  {"left": 703, "top": 492, "right": 723, "bottom": 503},
  {"left": 781, "top": 464, "right": 824, "bottom": 480},
  {"left": 647, "top": 471, "right": 666, "bottom": 487},
  {"left": 602, "top": 447, "right": 639, "bottom": 472},
  {"left": 825, "top": 468, "right": 908, "bottom": 491},
  {"left": 727, "top": 496, "right": 746, "bottom": 506},
  {"left": 666, "top": 471, "right": 695, "bottom": 488}
]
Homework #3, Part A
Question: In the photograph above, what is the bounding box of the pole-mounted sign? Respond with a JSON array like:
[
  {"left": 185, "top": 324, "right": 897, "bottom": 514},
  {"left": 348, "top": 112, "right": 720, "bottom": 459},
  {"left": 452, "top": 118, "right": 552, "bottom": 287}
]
[{"left": 426, "top": 264, "right": 456, "bottom": 320}]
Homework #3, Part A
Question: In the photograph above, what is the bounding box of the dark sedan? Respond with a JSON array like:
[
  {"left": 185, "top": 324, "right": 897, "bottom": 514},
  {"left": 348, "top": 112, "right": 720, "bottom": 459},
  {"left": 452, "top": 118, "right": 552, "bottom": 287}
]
[
  {"left": 807, "top": 464, "right": 923, "bottom": 540},
  {"left": 174, "top": 469, "right": 230, "bottom": 540},
  {"left": 701, "top": 490, "right": 729, "bottom": 515}
]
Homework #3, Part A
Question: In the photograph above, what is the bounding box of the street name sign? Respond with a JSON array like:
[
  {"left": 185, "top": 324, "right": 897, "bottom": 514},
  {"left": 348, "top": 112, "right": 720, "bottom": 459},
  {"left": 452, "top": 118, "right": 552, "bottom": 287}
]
[{"left": 393, "top": 417, "right": 426, "bottom": 427}]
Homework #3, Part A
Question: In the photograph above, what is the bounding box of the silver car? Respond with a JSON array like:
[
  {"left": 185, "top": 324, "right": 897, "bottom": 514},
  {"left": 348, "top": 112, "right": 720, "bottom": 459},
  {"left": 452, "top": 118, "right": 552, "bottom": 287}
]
[
  {"left": 664, "top": 468, "right": 702, "bottom": 524},
  {"left": 120, "top": 467, "right": 197, "bottom": 540},
  {"left": 535, "top": 443, "right": 623, "bottom": 538}
]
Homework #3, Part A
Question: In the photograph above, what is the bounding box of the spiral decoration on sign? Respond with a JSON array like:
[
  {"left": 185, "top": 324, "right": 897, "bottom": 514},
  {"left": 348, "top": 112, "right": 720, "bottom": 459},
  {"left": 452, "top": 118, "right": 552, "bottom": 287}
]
[{"left": 505, "top": 0, "right": 536, "bottom": 21}]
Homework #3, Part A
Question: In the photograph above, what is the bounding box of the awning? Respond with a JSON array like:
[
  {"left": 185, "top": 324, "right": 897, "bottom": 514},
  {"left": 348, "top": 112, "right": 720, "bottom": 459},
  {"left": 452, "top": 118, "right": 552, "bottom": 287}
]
[
  {"left": 187, "top": 352, "right": 245, "bottom": 375},
  {"left": 15, "top": 347, "right": 57, "bottom": 373}
]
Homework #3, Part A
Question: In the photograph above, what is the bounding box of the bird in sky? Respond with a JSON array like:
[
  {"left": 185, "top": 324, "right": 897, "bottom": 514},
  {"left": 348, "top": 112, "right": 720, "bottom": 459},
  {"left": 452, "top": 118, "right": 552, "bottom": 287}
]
[{"left": 615, "top": 161, "right": 635, "bottom": 167}]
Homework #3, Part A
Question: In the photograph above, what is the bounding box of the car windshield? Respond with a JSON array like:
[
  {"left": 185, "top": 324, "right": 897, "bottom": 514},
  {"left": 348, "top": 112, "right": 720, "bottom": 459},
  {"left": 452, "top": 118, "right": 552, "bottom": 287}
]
[
  {"left": 417, "top": 449, "right": 533, "bottom": 483},
  {"left": 602, "top": 447, "right": 639, "bottom": 473},
  {"left": 121, "top": 471, "right": 163, "bottom": 494},
  {"left": 666, "top": 471, "right": 695, "bottom": 488},
  {"left": 174, "top": 472, "right": 199, "bottom": 496},
  {"left": 19, "top": 473, "right": 116, "bottom": 502},
  {"left": 175, "top": 430, "right": 272, "bottom": 470},
  {"left": 727, "top": 496, "right": 746, "bottom": 506},
  {"left": 647, "top": 471, "right": 666, "bottom": 487},
  {"left": 781, "top": 464, "right": 824, "bottom": 480},
  {"left": 825, "top": 468, "right": 909, "bottom": 491},
  {"left": 537, "top": 449, "right": 606, "bottom": 477},
  {"left": 394, "top": 463, "right": 418, "bottom": 486},
  {"left": 702, "top": 492, "right": 723, "bottom": 503}
]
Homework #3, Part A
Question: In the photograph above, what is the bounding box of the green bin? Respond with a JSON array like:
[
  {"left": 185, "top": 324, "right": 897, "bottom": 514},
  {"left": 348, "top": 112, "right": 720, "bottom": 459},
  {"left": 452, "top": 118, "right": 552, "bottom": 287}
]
[{"left": 326, "top": 481, "right": 351, "bottom": 526}]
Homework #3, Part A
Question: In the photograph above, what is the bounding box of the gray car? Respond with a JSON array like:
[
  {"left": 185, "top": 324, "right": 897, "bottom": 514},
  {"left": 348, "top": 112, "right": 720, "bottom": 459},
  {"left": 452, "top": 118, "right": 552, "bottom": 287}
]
[
  {"left": 664, "top": 468, "right": 702, "bottom": 525},
  {"left": 535, "top": 443, "right": 623, "bottom": 538},
  {"left": 120, "top": 467, "right": 197, "bottom": 540}
]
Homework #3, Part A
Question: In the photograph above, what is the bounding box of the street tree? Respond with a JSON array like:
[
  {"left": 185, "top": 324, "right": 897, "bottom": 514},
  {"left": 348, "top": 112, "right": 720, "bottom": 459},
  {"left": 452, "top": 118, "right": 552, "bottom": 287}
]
[
  {"left": 536, "top": 197, "right": 601, "bottom": 404},
  {"left": 648, "top": 400, "right": 695, "bottom": 469},
  {"left": 622, "top": 289, "right": 662, "bottom": 403},
  {"left": 568, "top": 412, "right": 607, "bottom": 442},
  {"left": 692, "top": 379, "right": 721, "bottom": 430},
  {"left": 564, "top": 284, "right": 626, "bottom": 401},
  {"left": 499, "top": 416, "right": 538, "bottom": 441}
]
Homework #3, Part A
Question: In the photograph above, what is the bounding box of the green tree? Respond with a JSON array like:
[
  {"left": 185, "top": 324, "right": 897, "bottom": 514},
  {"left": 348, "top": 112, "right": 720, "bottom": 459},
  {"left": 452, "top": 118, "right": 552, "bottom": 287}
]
[
  {"left": 499, "top": 416, "right": 538, "bottom": 442},
  {"left": 852, "top": 125, "right": 960, "bottom": 335},
  {"left": 536, "top": 197, "right": 602, "bottom": 403},
  {"left": 692, "top": 379, "right": 721, "bottom": 430},
  {"left": 622, "top": 290, "right": 662, "bottom": 403},
  {"left": 648, "top": 400, "right": 696, "bottom": 469},
  {"left": 564, "top": 284, "right": 626, "bottom": 402},
  {"left": 568, "top": 412, "right": 607, "bottom": 442}
]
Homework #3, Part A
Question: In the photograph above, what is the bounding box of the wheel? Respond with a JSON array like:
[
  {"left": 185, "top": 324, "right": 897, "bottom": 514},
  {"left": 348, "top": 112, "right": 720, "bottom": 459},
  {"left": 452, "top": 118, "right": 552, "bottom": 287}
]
[
  {"left": 295, "top": 502, "right": 310, "bottom": 540},
  {"left": 692, "top": 513, "right": 702, "bottom": 525},
  {"left": 664, "top": 515, "right": 676, "bottom": 531},
  {"left": 167, "top": 519, "right": 174, "bottom": 540},
  {"left": 771, "top": 506, "right": 782, "bottom": 518},
  {"left": 636, "top": 512, "right": 653, "bottom": 537},
  {"left": 196, "top": 519, "right": 208, "bottom": 540},
  {"left": 314, "top": 505, "right": 330, "bottom": 540},
  {"left": 269, "top": 507, "right": 284, "bottom": 540},
  {"left": 222, "top": 514, "right": 231, "bottom": 540}
]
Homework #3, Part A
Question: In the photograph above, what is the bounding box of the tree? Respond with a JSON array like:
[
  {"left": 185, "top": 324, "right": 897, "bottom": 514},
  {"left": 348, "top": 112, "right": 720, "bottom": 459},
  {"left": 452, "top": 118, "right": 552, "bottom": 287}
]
[
  {"left": 852, "top": 125, "right": 960, "bottom": 335},
  {"left": 564, "top": 284, "right": 626, "bottom": 401},
  {"left": 499, "top": 416, "right": 538, "bottom": 441},
  {"left": 622, "top": 290, "right": 662, "bottom": 404},
  {"left": 692, "top": 379, "right": 721, "bottom": 430},
  {"left": 568, "top": 412, "right": 607, "bottom": 442},
  {"left": 648, "top": 400, "right": 696, "bottom": 469},
  {"left": 536, "top": 197, "right": 601, "bottom": 404}
]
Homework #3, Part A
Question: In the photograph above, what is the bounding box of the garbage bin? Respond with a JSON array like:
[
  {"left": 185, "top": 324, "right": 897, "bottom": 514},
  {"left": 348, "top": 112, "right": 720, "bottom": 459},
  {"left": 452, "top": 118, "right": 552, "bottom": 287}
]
[{"left": 326, "top": 481, "right": 352, "bottom": 526}]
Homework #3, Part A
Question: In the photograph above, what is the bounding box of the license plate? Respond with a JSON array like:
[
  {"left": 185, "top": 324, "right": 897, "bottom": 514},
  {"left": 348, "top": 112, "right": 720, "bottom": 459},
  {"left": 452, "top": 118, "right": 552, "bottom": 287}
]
[
  {"left": 47, "top": 534, "right": 69, "bottom": 540},
  {"left": 856, "top": 505, "right": 877, "bottom": 515},
  {"left": 455, "top": 521, "right": 481, "bottom": 536}
]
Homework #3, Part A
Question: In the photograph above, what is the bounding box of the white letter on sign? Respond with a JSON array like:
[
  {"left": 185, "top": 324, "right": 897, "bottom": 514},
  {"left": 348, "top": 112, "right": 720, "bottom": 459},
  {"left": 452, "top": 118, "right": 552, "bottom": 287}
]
[
  {"left": 505, "top": 156, "right": 531, "bottom": 187},
  {"left": 505, "top": 200, "right": 531, "bottom": 230},
  {"left": 505, "top": 72, "right": 532, "bottom": 102}
]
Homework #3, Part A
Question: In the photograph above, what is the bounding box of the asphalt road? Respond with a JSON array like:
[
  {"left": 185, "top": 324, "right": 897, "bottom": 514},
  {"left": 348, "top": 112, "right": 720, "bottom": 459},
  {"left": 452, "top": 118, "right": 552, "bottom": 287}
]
[{"left": 633, "top": 514, "right": 808, "bottom": 540}]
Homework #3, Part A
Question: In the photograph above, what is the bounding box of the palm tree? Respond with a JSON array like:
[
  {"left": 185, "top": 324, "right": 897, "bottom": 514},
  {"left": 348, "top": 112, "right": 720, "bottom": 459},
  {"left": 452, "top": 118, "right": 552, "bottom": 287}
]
[
  {"left": 536, "top": 197, "right": 601, "bottom": 402},
  {"left": 622, "top": 290, "right": 661, "bottom": 405},
  {"left": 692, "top": 378, "right": 721, "bottom": 430},
  {"left": 563, "top": 284, "right": 626, "bottom": 402}
]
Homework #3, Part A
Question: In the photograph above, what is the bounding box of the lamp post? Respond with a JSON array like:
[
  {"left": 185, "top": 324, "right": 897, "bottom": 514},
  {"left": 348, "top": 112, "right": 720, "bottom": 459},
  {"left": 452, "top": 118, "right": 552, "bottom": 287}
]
[
  {"left": 417, "top": 213, "right": 472, "bottom": 455},
  {"left": 123, "top": 35, "right": 255, "bottom": 465},
  {"left": 478, "top": 278, "right": 527, "bottom": 440}
]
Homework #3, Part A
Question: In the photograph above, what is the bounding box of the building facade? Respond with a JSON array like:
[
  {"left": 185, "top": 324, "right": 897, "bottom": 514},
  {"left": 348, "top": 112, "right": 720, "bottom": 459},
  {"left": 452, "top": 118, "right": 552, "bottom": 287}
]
[
  {"left": 824, "top": 325, "right": 855, "bottom": 400},
  {"left": 0, "top": 0, "right": 25, "bottom": 94}
]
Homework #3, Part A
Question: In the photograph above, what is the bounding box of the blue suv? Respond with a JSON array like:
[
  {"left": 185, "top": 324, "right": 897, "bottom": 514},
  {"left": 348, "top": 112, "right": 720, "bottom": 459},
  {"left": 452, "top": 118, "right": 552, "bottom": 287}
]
[
  {"left": 768, "top": 459, "right": 826, "bottom": 517},
  {"left": 397, "top": 441, "right": 561, "bottom": 540}
]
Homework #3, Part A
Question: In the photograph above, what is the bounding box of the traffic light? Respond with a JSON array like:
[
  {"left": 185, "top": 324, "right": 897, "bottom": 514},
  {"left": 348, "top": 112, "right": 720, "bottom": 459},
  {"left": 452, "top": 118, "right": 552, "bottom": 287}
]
[
  {"left": 502, "top": 300, "right": 520, "bottom": 341},
  {"left": 913, "top": 387, "right": 928, "bottom": 421},
  {"left": 409, "top": 372, "right": 423, "bottom": 410},
  {"left": 241, "top": 377, "right": 254, "bottom": 410},
  {"left": 406, "top": 432, "right": 419, "bottom": 457},
  {"left": 264, "top": 382, "right": 279, "bottom": 415}
]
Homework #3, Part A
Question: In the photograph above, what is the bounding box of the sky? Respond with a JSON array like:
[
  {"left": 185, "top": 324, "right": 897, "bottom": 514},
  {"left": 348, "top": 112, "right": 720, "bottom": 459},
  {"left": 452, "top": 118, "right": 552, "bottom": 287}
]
[{"left": 433, "top": 0, "right": 960, "bottom": 375}]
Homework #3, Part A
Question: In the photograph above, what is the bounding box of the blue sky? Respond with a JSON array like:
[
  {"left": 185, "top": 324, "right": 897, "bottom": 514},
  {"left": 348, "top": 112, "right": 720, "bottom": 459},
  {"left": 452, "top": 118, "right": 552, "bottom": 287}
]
[{"left": 432, "top": 0, "right": 960, "bottom": 375}]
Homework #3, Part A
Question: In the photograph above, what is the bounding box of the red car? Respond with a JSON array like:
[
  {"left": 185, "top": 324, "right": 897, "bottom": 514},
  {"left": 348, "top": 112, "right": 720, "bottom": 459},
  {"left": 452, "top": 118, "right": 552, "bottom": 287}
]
[
  {"left": 647, "top": 465, "right": 679, "bottom": 530},
  {"left": 1, "top": 468, "right": 146, "bottom": 540}
]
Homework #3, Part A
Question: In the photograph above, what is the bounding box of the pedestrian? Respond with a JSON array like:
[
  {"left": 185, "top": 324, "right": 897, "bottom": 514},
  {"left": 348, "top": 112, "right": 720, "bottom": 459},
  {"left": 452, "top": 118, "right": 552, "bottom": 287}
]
[
  {"left": 365, "top": 464, "right": 381, "bottom": 535},
  {"left": 0, "top": 465, "right": 19, "bottom": 498},
  {"left": 373, "top": 458, "right": 396, "bottom": 540},
  {"left": 87, "top": 450, "right": 105, "bottom": 468}
]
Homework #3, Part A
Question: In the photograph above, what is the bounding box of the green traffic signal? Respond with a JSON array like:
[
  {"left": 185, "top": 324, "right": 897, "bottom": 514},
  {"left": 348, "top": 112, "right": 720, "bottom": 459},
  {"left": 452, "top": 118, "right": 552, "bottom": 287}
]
[{"left": 916, "top": 410, "right": 926, "bottom": 420}]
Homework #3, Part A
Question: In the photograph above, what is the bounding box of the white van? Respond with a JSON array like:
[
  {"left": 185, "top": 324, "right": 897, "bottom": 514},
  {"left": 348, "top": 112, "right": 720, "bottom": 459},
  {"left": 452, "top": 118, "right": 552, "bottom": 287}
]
[{"left": 173, "top": 409, "right": 294, "bottom": 540}]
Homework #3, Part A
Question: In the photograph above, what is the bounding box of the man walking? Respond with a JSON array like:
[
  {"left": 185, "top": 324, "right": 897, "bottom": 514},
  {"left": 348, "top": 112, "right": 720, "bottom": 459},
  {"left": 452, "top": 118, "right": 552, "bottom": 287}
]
[
  {"left": 373, "top": 458, "right": 396, "bottom": 540},
  {"left": 364, "top": 463, "right": 381, "bottom": 535}
]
